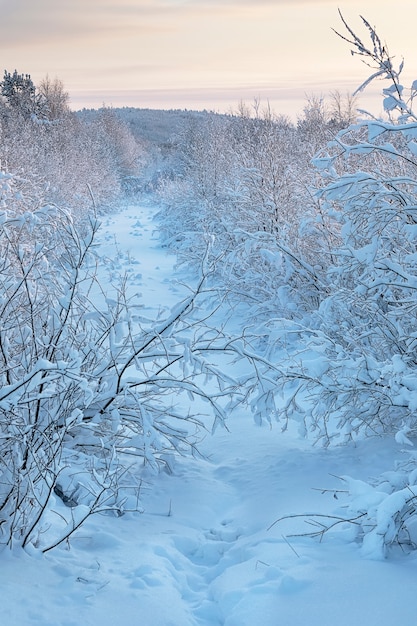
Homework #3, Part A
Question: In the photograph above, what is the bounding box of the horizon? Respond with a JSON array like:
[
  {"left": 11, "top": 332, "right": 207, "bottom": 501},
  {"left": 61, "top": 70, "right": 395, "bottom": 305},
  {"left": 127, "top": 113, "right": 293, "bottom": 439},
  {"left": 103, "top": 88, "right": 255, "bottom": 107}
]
[{"left": 2, "top": 1, "right": 417, "bottom": 120}]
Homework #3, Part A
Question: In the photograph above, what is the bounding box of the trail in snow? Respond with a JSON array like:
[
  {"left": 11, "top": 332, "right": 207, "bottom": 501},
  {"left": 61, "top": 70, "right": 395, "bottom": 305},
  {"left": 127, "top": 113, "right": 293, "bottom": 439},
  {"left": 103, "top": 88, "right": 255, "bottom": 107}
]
[
  {"left": 2, "top": 203, "right": 417, "bottom": 626},
  {"left": 96, "top": 203, "right": 188, "bottom": 312}
]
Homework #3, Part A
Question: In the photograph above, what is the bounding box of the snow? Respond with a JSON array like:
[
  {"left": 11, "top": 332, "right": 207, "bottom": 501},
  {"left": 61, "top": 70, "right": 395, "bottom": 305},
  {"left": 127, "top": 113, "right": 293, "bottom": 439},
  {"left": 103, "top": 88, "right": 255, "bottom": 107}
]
[{"left": 2, "top": 203, "right": 416, "bottom": 625}]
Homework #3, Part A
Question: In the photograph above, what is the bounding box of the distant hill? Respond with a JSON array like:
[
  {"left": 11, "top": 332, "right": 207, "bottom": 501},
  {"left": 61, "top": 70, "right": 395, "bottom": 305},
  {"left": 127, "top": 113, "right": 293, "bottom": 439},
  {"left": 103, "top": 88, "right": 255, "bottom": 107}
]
[{"left": 77, "top": 107, "right": 225, "bottom": 193}]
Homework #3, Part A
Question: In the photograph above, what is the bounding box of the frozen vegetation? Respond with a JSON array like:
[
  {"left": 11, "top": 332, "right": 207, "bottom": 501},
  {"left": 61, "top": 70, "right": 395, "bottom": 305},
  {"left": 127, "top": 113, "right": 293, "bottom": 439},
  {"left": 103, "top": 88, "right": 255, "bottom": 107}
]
[{"left": 1, "top": 13, "right": 417, "bottom": 625}]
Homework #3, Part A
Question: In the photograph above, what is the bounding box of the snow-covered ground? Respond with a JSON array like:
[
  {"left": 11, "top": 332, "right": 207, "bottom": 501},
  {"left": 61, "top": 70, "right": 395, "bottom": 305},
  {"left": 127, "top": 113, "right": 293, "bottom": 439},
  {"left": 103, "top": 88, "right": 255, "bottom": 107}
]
[{"left": 2, "top": 204, "right": 416, "bottom": 626}]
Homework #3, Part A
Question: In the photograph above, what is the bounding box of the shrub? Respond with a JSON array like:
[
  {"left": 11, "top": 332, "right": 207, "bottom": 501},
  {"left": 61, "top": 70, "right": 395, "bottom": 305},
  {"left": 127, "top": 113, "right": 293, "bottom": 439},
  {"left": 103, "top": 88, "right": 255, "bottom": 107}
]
[{"left": 0, "top": 169, "right": 246, "bottom": 551}]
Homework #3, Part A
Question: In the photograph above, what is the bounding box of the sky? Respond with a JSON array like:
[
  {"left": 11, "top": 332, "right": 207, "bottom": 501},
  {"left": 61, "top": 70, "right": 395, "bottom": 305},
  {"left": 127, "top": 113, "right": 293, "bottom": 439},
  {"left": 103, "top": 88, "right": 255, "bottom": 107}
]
[{"left": 1, "top": 0, "right": 417, "bottom": 118}]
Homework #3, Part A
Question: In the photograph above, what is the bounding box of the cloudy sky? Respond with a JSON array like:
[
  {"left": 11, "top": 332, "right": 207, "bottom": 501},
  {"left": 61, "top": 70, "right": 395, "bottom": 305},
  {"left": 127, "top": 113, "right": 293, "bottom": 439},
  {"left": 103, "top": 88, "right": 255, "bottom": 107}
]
[{"left": 1, "top": 0, "right": 417, "bottom": 117}]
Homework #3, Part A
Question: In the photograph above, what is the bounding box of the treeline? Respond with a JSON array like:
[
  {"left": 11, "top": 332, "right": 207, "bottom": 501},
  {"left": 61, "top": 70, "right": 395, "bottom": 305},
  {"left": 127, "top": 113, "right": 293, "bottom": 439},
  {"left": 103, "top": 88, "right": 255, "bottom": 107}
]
[
  {"left": 0, "top": 70, "right": 142, "bottom": 215},
  {"left": 153, "top": 17, "right": 417, "bottom": 556},
  {"left": 156, "top": 94, "right": 355, "bottom": 317},
  {"left": 154, "top": 79, "right": 417, "bottom": 445},
  {"left": 0, "top": 71, "right": 252, "bottom": 551}
]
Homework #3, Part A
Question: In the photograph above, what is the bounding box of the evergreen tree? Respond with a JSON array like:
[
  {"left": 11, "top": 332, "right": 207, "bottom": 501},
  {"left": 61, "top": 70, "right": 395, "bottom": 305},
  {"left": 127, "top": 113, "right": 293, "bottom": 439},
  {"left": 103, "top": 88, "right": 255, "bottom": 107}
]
[{"left": 0, "top": 69, "right": 46, "bottom": 119}]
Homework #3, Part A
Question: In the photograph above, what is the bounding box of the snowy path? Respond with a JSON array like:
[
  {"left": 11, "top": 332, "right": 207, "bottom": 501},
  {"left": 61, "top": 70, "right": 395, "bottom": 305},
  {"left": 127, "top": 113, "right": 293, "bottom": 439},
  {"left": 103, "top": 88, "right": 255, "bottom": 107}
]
[
  {"left": 2, "top": 204, "right": 417, "bottom": 626},
  {"left": 96, "top": 203, "right": 188, "bottom": 312}
]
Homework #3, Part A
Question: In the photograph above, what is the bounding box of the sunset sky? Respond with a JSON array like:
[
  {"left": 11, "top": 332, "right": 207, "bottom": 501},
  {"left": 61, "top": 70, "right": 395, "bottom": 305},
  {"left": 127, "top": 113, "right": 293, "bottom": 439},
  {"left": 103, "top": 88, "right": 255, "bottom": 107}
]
[{"left": 1, "top": 0, "right": 417, "bottom": 118}]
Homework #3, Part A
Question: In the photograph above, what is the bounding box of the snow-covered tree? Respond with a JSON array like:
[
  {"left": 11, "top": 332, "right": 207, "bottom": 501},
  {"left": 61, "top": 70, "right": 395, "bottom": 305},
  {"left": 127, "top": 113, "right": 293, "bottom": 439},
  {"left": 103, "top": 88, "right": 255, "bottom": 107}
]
[
  {"left": 1, "top": 70, "right": 46, "bottom": 120},
  {"left": 157, "top": 105, "right": 338, "bottom": 321},
  {"left": 90, "top": 106, "right": 142, "bottom": 179},
  {"left": 38, "top": 75, "right": 70, "bottom": 120},
  {"left": 292, "top": 12, "right": 417, "bottom": 443},
  {"left": 263, "top": 12, "right": 417, "bottom": 557},
  {"left": 0, "top": 167, "right": 258, "bottom": 551},
  {"left": 0, "top": 78, "right": 143, "bottom": 214}
]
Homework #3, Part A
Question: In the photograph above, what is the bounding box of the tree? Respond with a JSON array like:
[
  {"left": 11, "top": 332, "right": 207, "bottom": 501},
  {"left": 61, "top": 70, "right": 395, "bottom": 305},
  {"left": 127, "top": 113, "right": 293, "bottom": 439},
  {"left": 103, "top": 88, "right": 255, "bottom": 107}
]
[
  {"left": 0, "top": 167, "right": 265, "bottom": 551},
  {"left": 92, "top": 107, "right": 141, "bottom": 178},
  {"left": 328, "top": 90, "right": 358, "bottom": 127},
  {"left": 301, "top": 13, "right": 417, "bottom": 442},
  {"left": 0, "top": 89, "right": 144, "bottom": 214},
  {"left": 38, "top": 75, "right": 70, "bottom": 120},
  {"left": 157, "top": 104, "right": 336, "bottom": 322},
  {"left": 262, "top": 12, "right": 417, "bottom": 557},
  {"left": 0, "top": 70, "right": 46, "bottom": 119}
]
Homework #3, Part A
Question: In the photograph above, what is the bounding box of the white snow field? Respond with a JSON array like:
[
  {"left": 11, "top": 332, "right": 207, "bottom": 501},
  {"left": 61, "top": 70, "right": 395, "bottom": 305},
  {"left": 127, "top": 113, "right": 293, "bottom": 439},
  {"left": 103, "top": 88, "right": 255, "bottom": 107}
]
[{"left": 2, "top": 204, "right": 416, "bottom": 626}]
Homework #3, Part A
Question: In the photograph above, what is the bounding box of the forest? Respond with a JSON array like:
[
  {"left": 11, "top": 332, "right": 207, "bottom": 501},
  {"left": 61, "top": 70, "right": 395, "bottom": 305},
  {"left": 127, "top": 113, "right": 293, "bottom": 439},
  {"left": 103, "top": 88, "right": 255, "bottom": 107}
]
[{"left": 1, "top": 14, "right": 417, "bottom": 570}]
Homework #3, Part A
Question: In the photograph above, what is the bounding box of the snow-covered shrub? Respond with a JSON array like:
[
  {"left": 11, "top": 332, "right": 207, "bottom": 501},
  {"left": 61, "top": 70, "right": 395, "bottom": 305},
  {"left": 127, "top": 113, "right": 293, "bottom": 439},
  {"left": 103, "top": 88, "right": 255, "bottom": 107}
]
[
  {"left": 0, "top": 76, "right": 143, "bottom": 215},
  {"left": 263, "top": 13, "right": 417, "bottom": 557},
  {"left": 342, "top": 455, "right": 417, "bottom": 559},
  {"left": 0, "top": 170, "right": 246, "bottom": 552},
  {"left": 81, "top": 107, "right": 142, "bottom": 180},
  {"left": 157, "top": 106, "right": 337, "bottom": 320},
  {"left": 270, "top": 452, "right": 417, "bottom": 559},
  {"left": 296, "top": 14, "right": 417, "bottom": 441},
  {"left": 1, "top": 112, "right": 123, "bottom": 213},
  {"left": 157, "top": 112, "right": 237, "bottom": 258},
  {"left": 249, "top": 14, "right": 417, "bottom": 439}
]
